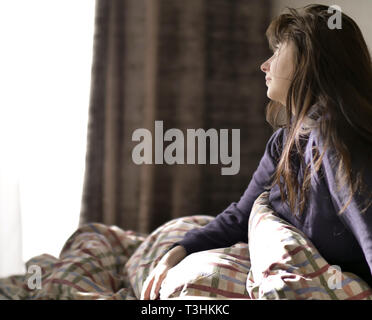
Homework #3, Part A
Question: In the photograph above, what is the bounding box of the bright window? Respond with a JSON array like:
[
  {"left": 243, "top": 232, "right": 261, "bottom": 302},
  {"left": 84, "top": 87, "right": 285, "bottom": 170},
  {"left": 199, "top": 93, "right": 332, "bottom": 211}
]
[{"left": 0, "top": 0, "right": 95, "bottom": 269}]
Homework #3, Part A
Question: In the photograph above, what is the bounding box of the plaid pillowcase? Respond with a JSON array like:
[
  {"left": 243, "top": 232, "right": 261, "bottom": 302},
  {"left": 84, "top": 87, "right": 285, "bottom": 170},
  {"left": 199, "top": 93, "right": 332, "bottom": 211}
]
[
  {"left": 125, "top": 214, "right": 252, "bottom": 299},
  {"left": 160, "top": 243, "right": 251, "bottom": 299},
  {"left": 125, "top": 215, "right": 215, "bottom": 299},
  {"left": 247, "top": 191, "right": 372, "bottom": 300}
]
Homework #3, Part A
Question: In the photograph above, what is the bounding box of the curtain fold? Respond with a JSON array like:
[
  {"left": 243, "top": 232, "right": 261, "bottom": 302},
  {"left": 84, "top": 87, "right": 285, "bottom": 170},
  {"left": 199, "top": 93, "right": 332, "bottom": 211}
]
[{"left": 80, "top": 0, "right": 273, "bottom": 234}]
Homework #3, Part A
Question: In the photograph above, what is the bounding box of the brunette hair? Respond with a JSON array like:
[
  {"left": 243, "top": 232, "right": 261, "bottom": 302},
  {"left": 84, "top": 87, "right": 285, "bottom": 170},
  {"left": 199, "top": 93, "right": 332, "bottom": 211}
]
[{"left": 264, "top": 4, "right": 372, "bottom": 216}]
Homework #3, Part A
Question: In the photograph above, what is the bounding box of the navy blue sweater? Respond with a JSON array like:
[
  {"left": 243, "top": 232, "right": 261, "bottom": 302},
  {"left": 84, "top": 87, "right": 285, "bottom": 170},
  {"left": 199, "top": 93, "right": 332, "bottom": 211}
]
[{"left": 177, "top": 127, "right": 372, "bottom": 286}]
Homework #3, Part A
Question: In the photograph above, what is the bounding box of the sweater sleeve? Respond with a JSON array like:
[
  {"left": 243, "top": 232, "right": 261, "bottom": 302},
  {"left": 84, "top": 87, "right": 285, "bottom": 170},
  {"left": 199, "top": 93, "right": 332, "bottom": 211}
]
[
  {"left": 322, "top": 143, "right": 372, "bottom": 277},
  {"left": 176, "top": 127, "right": 286, "bottom": 255}
]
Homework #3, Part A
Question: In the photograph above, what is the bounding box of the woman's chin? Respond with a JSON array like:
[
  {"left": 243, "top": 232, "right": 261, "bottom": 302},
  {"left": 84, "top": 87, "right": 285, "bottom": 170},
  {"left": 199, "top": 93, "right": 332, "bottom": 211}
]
[
  {"left": 266, "top": 90, "right": 275, "bottom": 101},
  {"left": 266, "top": 89, "right": 284, "bottom": 104}
]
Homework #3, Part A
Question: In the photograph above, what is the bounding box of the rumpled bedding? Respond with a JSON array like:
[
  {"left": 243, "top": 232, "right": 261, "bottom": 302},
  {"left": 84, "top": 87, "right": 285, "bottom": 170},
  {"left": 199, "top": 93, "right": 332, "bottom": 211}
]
[{"left": 1, "top": 191, "right": 371, "bottom": 300}]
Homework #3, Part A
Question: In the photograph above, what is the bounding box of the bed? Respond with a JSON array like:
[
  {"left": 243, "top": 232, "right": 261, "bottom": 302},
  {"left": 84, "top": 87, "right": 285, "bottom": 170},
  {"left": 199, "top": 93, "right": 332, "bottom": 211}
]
[{"left": 1, "top": 191, "right": 371, "bottom": 300}]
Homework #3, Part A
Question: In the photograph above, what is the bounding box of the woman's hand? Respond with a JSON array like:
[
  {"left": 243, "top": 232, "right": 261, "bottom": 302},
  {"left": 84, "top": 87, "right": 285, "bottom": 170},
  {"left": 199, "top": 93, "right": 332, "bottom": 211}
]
[{"left": 140, "top": 245, "right": 187, "bottom": 300}]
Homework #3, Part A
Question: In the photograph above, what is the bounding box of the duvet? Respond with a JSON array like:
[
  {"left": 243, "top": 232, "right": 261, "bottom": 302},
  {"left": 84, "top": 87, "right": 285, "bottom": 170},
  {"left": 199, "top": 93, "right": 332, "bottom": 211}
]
[{"left": 0, "top": 191, "right": 371, "bottom": 300}]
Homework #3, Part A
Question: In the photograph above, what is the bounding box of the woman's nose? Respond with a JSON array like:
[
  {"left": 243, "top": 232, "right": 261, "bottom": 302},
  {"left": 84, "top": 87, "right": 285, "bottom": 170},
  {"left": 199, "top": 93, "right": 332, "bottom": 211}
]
[{"left": 260, "top": 59, "right": 270, "bottom": 73}]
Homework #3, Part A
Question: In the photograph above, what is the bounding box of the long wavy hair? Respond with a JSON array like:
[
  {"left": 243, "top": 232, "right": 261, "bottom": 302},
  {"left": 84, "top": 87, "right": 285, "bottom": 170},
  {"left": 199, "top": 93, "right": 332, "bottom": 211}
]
[{"left": 264, "top": 4, "right": 372, "bottom": 216}]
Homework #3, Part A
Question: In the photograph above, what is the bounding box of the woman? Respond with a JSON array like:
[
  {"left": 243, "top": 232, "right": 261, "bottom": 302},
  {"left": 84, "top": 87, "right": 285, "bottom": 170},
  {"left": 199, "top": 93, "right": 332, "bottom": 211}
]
[{"left": 141, "top": 4, "right": 372, "bottom": 300}]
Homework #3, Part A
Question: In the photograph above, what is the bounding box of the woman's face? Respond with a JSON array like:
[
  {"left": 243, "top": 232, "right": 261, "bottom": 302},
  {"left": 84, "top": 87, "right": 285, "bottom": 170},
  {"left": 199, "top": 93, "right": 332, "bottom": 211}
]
[{"left": 260, "top": 41, "right": 296, "bottom": 106}]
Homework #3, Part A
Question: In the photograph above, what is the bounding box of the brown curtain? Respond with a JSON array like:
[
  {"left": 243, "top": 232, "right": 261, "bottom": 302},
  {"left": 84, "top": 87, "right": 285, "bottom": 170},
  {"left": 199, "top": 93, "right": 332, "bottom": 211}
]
[{"left": 80, "top": 0, "right": 273, "bottom": 234}]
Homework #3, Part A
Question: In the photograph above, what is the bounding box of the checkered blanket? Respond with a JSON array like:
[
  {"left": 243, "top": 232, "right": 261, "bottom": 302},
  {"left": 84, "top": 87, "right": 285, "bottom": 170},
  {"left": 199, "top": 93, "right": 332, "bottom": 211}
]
[
  {"left": 0, "top": 191, "right": 371, "bottom": 300},
  {"left": 0, "top": 224, "right": 144, "bottom": 300}
]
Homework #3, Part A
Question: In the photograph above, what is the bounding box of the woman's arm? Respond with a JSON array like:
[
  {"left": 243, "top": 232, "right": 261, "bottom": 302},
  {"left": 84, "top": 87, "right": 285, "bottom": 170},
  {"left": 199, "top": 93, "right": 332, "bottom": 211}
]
[{"left": 176, "top": 127, "right": 286, "bottom": 255}]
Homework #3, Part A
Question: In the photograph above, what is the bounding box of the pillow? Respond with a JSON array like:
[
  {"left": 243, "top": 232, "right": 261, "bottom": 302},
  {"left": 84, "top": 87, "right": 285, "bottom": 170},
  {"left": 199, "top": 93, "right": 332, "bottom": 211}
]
[
  {"left": 124, "top": 215, "right": 252, "bottom": 299},
  {"left": 246, "top": 191, "right": 372, "bottom": 300},
  {"left": 159, "top": 243, "right": 250, "bottom": 299},
  {"left": 125, "top": 215, "right": 214, "bottom": 299}
]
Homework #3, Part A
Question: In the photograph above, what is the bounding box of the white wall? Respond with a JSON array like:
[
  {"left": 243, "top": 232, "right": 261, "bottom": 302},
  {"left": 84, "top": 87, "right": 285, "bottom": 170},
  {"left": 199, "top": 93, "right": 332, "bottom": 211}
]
[{"left": 271, "top": 0, "right": 372, "bottom": 53}]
